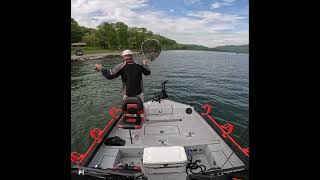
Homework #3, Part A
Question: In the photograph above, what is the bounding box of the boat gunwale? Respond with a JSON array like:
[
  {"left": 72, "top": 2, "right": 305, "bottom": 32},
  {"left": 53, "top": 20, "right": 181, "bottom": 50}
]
[
  {"left": 191, "top": 103, "right": 249, "bottom": 169},
  {"left": 72, "top": 101, "right": 249, "bottom": 171},
  {"left": 72, "top": 112, "right": 123, "bottom": 167}
]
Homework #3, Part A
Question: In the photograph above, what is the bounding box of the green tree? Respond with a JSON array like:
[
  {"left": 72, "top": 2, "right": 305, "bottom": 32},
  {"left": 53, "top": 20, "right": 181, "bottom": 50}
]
[
  {"left": 82, "top": 33, "right": 97, "bottom": 46},
  {"left": 115, "top": 22, "right": 129, "bottom": 49},
  {"left": 71, "top": 18, "right": 226, "bottom": 52},
  {"left": 127, "top": 27, "right": 138, "bottom": 49},
  {"left": 96, "top": 22, "right": 117, "bottom": 49},
  {"left": 136, "top": 32, "right": 145, "bottom": 49},
  {"left": 71, "top": 18, "right": 84, "bottom": 43}
]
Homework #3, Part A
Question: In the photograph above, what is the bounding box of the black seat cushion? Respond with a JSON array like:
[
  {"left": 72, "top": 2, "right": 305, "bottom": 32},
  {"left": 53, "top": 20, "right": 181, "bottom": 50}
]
[
  {"left": 122, "top": 97, "right": 143, "bottom": 114},
  {"left": 118, "top": 116, "right": 144, "bottom": 129}
]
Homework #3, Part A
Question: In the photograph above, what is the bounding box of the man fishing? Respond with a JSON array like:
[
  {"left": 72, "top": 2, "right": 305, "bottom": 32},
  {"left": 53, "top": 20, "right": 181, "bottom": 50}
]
[{"left": 95, "top": 50, "right": 150, "bottom": 102}]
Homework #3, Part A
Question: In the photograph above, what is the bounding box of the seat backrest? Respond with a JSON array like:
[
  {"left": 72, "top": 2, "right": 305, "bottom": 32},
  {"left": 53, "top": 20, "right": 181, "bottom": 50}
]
[{"left": 122, "top": 97, "right": 143, "bottom": 114}]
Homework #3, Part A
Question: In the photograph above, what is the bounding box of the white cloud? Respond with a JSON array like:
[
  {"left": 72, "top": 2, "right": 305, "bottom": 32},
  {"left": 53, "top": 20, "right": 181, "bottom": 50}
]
[
  {"left": 211, "top": 0, "right": 240, "bottom": 9},
  {"left": 175, "top": 32, "right": 248, "bottom": 47},
  {"left": 210, "top": 0, "right": 238, "bottom": 9},
  {"left": 187, "top": 11, "right": 245, "bottom": 23},
  {"left": 71, "top": 0, "right": 248, "bottom": 47},
  {"left": 210, "top": 2, "right": 231, "bottom": 9},
  {"left": 211, "top": 2, "right": 222, "bottom": 9},
  {"left": 170, "top": 9, "right": 174, "bottom": 12},
  {"left": 184, "top": 0, "right": 201, "bottom": 5}
]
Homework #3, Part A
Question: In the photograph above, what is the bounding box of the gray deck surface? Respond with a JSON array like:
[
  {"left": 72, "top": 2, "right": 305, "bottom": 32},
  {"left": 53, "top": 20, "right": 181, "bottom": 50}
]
[{"left": 89, "top": 99, "right": 245, "bottom": 179}]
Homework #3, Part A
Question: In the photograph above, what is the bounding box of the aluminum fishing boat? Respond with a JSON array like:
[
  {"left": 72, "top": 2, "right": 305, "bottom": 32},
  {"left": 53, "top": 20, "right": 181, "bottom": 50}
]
[{"left": 71, "top": 81, "right": 249, "bottom": 180}]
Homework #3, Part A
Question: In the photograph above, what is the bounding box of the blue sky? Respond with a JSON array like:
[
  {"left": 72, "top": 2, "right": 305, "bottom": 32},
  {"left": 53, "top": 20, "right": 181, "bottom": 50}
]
[{"left": 71, "top": 0, "right": 248, "bottom": 47}]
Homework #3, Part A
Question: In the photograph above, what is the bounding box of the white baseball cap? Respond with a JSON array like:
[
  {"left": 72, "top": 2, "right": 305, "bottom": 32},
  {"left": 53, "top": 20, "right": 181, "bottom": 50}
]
[{"left": 122, "top": 49, "right": 133, "bottom": 56}]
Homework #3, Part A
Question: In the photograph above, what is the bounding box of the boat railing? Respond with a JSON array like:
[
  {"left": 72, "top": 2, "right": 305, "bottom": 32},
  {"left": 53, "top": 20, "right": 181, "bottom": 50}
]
[
  {"left": 71, "top": 107, "right": 122, "bottom": 166},
  {"left": 191, "top": 103, "right": 249, "bottom": 168},
  {"left": 71, "top": 102, "right": 249, "bottom": 168}
]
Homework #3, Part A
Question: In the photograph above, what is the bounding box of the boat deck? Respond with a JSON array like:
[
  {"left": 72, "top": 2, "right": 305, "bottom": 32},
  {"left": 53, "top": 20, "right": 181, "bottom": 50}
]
[{"left": 88, "top": 99, "right": 245, "bottom": 180}]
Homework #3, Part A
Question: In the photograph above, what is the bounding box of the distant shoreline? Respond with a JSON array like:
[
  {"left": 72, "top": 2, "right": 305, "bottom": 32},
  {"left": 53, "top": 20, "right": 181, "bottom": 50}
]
[
  {"left": 71, "top": 49, "right": 249, "bottom": 62},
  {"left": 162, "top": 49, "right": 248, "bottom": 54},
  {"left": 71, "top": 51, "right": 140, "bottom": 62},
  {"left": 71, "top": 49, "right": 248, "bottom": 62}
]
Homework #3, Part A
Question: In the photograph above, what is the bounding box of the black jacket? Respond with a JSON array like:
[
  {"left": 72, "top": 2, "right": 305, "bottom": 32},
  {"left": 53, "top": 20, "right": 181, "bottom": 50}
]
[{"left": 101, "top": 60, "right": 151, "bottom": 96}]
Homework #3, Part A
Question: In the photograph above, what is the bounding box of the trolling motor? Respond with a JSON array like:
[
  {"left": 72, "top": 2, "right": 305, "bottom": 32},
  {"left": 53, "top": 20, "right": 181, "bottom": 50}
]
[{"left": 152, "top": 80, "right": 168, "bottom": 103}]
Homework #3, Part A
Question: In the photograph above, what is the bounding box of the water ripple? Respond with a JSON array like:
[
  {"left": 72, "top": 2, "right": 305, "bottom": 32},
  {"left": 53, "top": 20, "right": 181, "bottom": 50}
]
[{"left": 71, "top": 50, "right": 249, "bottom": 152}]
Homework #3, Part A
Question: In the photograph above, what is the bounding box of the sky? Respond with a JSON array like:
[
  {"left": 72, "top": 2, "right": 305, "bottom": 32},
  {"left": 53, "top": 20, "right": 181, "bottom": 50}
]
[{"left": 71, "top": 0, "right": 248, "bottom": 48}]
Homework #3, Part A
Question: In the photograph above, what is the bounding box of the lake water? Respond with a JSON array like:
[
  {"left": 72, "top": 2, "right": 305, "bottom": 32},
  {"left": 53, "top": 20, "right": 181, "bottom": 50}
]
[{"left": 71, "top": 50, "right": 249, "bottom": 153}]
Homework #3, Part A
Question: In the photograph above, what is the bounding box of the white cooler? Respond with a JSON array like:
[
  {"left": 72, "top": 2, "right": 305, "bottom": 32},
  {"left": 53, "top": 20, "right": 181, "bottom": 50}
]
[{"left": 143, "top": 146, "right": 187, "bottom": 174}]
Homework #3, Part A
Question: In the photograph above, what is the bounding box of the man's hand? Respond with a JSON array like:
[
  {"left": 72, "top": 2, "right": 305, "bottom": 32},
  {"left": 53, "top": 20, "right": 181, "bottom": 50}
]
[
  {"left": 95, "top": 64, "right": 103, "bottom": 71},
  {"left": 143, "top": 59, "right": 148, "bottom": 65}
]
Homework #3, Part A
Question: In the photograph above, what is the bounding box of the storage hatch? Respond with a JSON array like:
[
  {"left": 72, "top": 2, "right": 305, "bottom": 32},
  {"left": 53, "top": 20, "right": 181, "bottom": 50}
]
[
  {"left": 144, "top": 125, "right": 180, "bottom": 135},
  {"left": 147, "top": 105, "right": 173, "bottom": 115}
]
